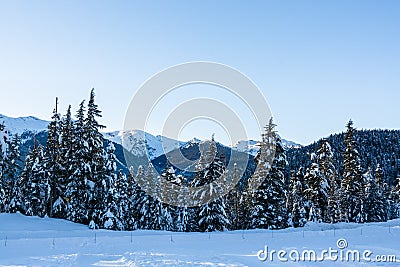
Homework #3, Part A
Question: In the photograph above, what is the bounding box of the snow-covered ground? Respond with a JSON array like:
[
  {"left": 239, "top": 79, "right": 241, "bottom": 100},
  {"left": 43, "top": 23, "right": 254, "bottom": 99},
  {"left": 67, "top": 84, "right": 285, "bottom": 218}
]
[{"left": 0, "top": 213, "right": 399, "bottom": 266}]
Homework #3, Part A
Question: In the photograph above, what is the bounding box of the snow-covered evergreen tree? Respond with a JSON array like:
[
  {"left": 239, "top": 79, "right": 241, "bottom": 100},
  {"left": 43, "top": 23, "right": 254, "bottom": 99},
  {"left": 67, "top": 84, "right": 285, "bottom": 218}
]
[
  {"left": 160, "top": 163, "right": 184, "bottom": 231},
  {"left": 304, "top": 140, "right": 334, "bottom": 223},
  {"left": 250, "top": 119, "right": 288, "bottom": 229},
  {"left": 327, "top": 170, "right": 341, "bottom": 224},
  {"left": 65, "top": 101, "right": 88, "bottom": 224},
  {"left": 317, "top": 139, "right": 340, "bottom": 223},
  {"left": 84, "top": 89, "right": 106, "bottom": 228},
  {"left": 3, "top": 134, "right": 21, "bottom": 212},
  {"left": 0, "top": 123, "right": 8, "bottom": 212},
  {"left": 191, "top": 136, "right": 231, "bottom": 232},
  {"left": 135, "top": 163, "right": 164, "bottom": 230},
  {"left": 304, "top": 157, "right": 327, "bottom": 222},
  {"left": 287, "top": 169, "right": 307, "bottom": 227},
  {"left": 57, "top": 105, "right": 75, "bottom": 216},
  {"left": 44, "top": 107, "right": 65, "bottom": 218},
  {"left": 126, "top": 166, "right": 141, "bottom": 230},
  {"left": 374, "top": 164, "right": 389, "bottom": 220},
  {"left": 390, "top": 176, "right": 400, "bottom": 219},
  {"left": 26, "top": 145, "right": 49, "bottom": 217},
  {"left": 102, "top": 170, "right": 129, "bottom": 230},
  {"left": 225, "top": 163, "right": 242, "bottom": 230},
  {"left": 340, "top": 120, "right": 365, "bottom": 223},
  {"left": 364, "top": 168, "right": 386, "bottom": 222},
  {"left": 100, "top": 143, "right": 118, "bottom": 229}
]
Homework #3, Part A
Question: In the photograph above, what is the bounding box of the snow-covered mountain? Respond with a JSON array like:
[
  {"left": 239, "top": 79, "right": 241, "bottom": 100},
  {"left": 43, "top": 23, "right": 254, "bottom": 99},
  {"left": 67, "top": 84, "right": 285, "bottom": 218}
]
[
  {"left": 0, "top": 114, "right": 301, "bottom": 160},
  {"left": 103, "top": 130, "right": 185, "bottom": 160},
  {"left": 234, "top": 135, "right": 302, "bottom": 156},
  {"left": 0, "top": 114, "right": 49, "bottom": 135}
]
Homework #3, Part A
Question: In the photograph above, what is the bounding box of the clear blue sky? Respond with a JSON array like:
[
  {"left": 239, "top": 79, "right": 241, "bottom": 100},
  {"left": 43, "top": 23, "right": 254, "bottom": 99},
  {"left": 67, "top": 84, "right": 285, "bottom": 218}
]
[{"left": 0, "top": 0, "right": 399, "bottom": 145}]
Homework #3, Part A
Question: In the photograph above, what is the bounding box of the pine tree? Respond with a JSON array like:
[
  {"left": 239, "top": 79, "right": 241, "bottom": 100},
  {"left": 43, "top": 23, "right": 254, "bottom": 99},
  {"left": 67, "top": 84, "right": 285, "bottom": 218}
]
[
  {"left": 327, "top": 171, "right": 341, "bottom": 224},
  {"left": 3, "top": 134, "right": 21, "bottom": 212},
  {"left": 65, "top": 101, "right": 88, "bottom": 224},
  {"left": 0, "top": 123, "right": 8, "bottom": 212},
  {"left": 191, "top": 136, "right": 231, "bottom": 232},
  {"left": 374, "top": 164, "right": 389, "bottom": 220},
  {"left": 26, "top": 145, "right": 48, "bottom": 217},
  {"left": 101, "top": 170, "right": 129, "bottom": 230},
  {"left": 225, "top": 163, "right": 242, "bottom": 230},
  {"left": 13, "top": 147, "right": 37, "bottom": 214},
  {"left": 287, "top": 169, "right": 307, "bottom": 227},
  {"left": 135, "top": 163, "right": 164, "bottom": 230},
  {"left": 160, "top": 164, "right": 183, "bottom": 231},
  {"left": 44, "top": 107, "right": 65, "bottom": 218},
  {"left": 237, "top": 184, "right": 252, "bottom": 230},
  {"left": 84, "top": 89, "right": 106, "bottom": 228},
  {"left": 126, "top": 166, "right": 141, "bottom": 230},
  {"left": 304, "top": 140, "right": 334, "bottom": 222},
  {"left": 390, "top": 176, "right": 400, "bottom": 219},
  {"left": 250, "top": 119, "right": 288, "bottom": 229},
  {"left": 304, "top": 155, "right": 327, "bottom": 222},
  {"left": 58, "top": 105, "right": 74, "bottom": 208},
  {"left": 317, "top": 139, "right": 340, "bottom": 223},
  {"left": 340, "top": 120, "right": 365, "bottom": 223},
  {"left": 364, "top": 168, "right": 386, "bottom": 222}
]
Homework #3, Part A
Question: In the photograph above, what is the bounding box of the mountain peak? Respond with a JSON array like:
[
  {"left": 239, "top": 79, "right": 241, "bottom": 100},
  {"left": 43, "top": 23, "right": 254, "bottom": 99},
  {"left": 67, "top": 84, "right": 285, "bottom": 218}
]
[{"left": 0, "top": 114, "right": 49, "bottom": 135}]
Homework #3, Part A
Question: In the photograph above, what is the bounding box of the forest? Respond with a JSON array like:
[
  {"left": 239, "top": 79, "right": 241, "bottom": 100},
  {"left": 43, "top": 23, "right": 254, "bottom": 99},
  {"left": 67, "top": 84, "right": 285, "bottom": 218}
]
[{"left": 1, "top": 89, "right": 399, "bottom": 232}]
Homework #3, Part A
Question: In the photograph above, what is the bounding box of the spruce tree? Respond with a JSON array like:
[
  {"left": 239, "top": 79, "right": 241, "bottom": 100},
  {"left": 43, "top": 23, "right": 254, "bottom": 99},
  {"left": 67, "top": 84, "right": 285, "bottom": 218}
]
[
  {"left": 13, "top": 147, "right": 37, "bottom": 214},
  {"left": 101, "top": 170, "right": 129, "bottom": 230},
  {"left": 304, "top": 154, "right": 328, "bottom": 222},
  {"left": 374, "top": 164, "right": 389, "bottom": 220},
  {"left": 59, "top": 106, "right": 74, "bottom": 205},
  {"left": 84, "top": 89, "right": 106, "bottom": 228},
  {"left": 340, "top": 120, "right": 365, "bottom": 223},
  {"left": 390, "top": 176, "right": 400, "bottom": 219},
  {"left": 364, "top": 168, "right": 386, "bottom": 222},
  {"left": 191, "top": 137, "right": 231, "bottom": 232},
  {"left": 26, "top": 145, "right": 48, "bottom": 217},
  {"left": 65, "top": 101, "right": 88, "bottom": 224},
  {"left": 250, "top": 119, "right": 288, "bottom": 229},
  {"left": 225, "top": 163, "right": 242, "bottom": 230},
  {"left": 126, "top": 166, "right": 141, "bottom": 230},
  {"left": 304, "top": 140, "right": 335, "bottom": 222},
  {"left": 45, "top": 107, "right": 65, "bottom": 218},
  {"left": 135, "top": 163, "right": 164, "bottom": 230},
  {"left": 3, "top": 134, "right": 21, "bottom": 212},
  {"left": 327, "top": 171, "right": 341, "bottom": 224},
  {"left": 287, "top": 169, "right": 307, "bottom": 227},
  {"left": 0, "top": 123, "right": 7, "bottom": 212}
]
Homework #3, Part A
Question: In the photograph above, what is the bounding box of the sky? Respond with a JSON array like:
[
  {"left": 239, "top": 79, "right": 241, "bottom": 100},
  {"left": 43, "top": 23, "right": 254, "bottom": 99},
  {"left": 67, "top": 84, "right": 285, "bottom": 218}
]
[{"left": 0, "top": 0, "right": 399, "bottom": 145}]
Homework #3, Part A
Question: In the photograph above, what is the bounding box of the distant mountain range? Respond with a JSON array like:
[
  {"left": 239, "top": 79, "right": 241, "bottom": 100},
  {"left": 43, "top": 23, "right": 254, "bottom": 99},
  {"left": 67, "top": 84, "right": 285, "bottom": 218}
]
[
  {"left": 1, "top": 114, "right": 399, "bottom": 184},
  {"left": 0, "top": 113, "right": 302, "bottom": 159}
]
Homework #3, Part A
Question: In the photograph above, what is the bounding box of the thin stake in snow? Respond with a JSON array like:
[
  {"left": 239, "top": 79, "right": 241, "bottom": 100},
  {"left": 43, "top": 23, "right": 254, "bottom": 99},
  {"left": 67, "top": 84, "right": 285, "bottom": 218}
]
[
  {"left": 4, "top": 236, "right": 7, "bottom": 247},
  {"left": 94, "top": 233, "right": 97, "bottom": 244},
  {"left": 52, "top": 237, "right": 55, "bottom": 249},
  {"left": 170, "top": 235, "right": 174, "bottom": 243},
  {"left": 130, "top": 232, "right": 132, "bottom": 243}
]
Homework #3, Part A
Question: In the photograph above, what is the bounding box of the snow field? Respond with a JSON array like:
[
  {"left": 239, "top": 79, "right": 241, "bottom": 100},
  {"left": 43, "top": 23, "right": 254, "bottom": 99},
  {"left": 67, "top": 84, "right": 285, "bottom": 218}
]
[{"left": 0, "top": 213, "right": 400, "bottom": 266}]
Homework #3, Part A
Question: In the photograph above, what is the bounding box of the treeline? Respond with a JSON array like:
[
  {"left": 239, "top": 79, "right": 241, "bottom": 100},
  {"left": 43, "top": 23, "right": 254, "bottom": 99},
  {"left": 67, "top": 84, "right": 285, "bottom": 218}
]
[{"left": 1, "top": 90, "right": 400, "bottom": 231}]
